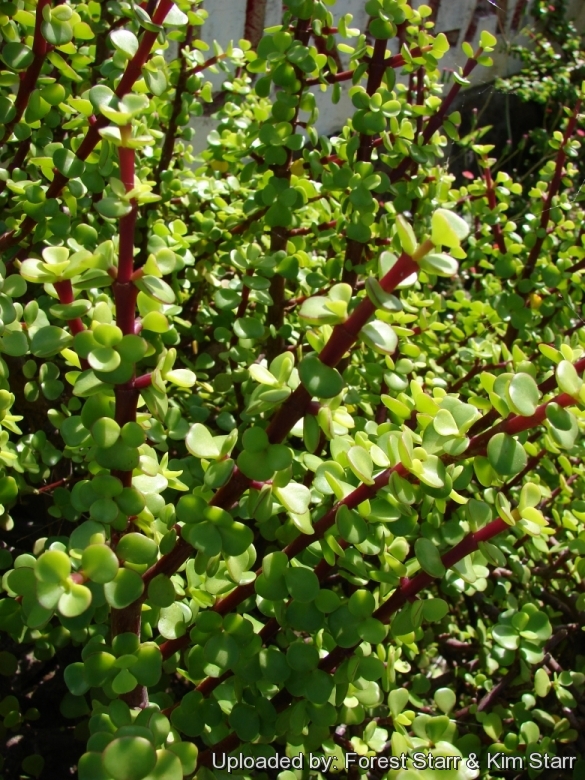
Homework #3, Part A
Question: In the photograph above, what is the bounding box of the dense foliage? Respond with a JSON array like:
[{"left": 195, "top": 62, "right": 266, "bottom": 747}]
[{"left": 0, "top": 0, "right": 584, "bottom": 778}]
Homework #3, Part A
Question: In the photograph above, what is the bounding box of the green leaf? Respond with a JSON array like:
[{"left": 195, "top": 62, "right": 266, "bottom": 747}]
[
  {"left": 365, "top": 277, "right": 402, "bottom": 312},
  {"left": 53, "top": 148, "right": 85, "bottom": 178},
  {"left": 422, "top": 598, "right": 449, "bottom": 622},
  {"left": 487, "top": 433, "right": 527, "bottom": 476},
  {"left": 58, "top": 582, "right": 92, "bottom": 617},
  {"left": 534, "top": 668, "right": 551, "bottom": 697},
  {"left": 186, "top": 423, "right": 220, "bottom": 459},
  {"left": 91, "top": 417, "right": 120, "bottom": 448},
  {"left": 396, "top": 215, "right": 417, "bottom": 255},
  {"left": 0, "top": 476, "right": 18, "bottom": 504},
  {"left": 479, "top": 30, "right": 497, "bottom": 49},
  {"left": 431, "top": 209, "right": 469, "bottom": 248},
  {"left": 148, "top": 574, "right": 176, "bottom": 608},
  {"left": 144, "top": 66, "right": 167, "bottom": 96},
  {"left": 182, "top": 521, "right": 222, "bottom": 557},
  {"left": 434, "top": 687, "right": 456, "bottom": 714},
  {"left": 556, "top": 360, "right": 582, "bottom": 397},
  {"left": 36, "top": 550, "right": 70, "bottom": 583},
  {"left": 163, "top": 4, "right": 189, "bottom": 25},
  {"left": 299, "top": 296, "right": 346, "bottom": 325},
  {"left": 158, "top": 602, "right": 191, "bottom": 640},
  {"left": 89, "top": 85, "right": 116, "bottom": 112},
  {"left": 284, "top": 566, "right": 319, "bottom": 602},
  {"left": 21, "top": 755, "right": 44, "bottom": 779},
  {"left": 104, "top": 568, "right": 144, "bottom": 609},
  {"left": 336, "top": 505, "right": 367, "bottom": 544},
  {"left": 42, "top": 19, "right": 73, "bottom": 45},
  {"left": 110, "top": 29, "right": 139, "bottom": 58},
  {"left": 298, "top": 354, "right": 344, "bottom": 399},
  {"left": 31, "top": 326, "right": 73, "bottom": 358},
  {"left": 360, "top": 320, "right": 398, "bottom": 355},
  {"left": 96, "top": 198, "right": 133, "bottom": 219},
  {"left": 492, "top": 624, "right": 519, "bottom": 651},
  {"left": 167, "top": 743, "right": 197, "bottom": 777},
  {"left": 217, "top": 520, "right": 253, "bottom": 557},
  {"left": 135, "top": 275, "right": 176, "bottom": 304},
  {"left": 89, "top": 346, "right": 122, "bottom": 373},
  {"left": 233, "top": 316, "right": 265, "bottom": 339},
  {"left": 64, "top": 663, "right": 90, "bottom": 696},
  {"left": 204, "top": 633, "right": 240, "bottom": 673},
  {"left": 165, "top": 368, "right": 196, "bottom": 388},
  {"left": 433, "top": 409, "right": 459, "bottom": 436},
  {"left": 415, "top": 538, "right": 446, "bottom": 577},
  {"left": 230, "top": 703, "right": 260, "bottom": 741},
  {"left": 391, "top": 603, "right": 415, "bottom": 637},
  {"left": 117, "top": 534, "right": 158, "bottom": 565},
  {"left": 389, "top": 688, "right": 409, "bottom": 717},
  {"left": 507, "top": 373, "right": 540, "bottom": 416},
  {"left": 419, "top": 252, "right": 459, "bottom": 277},
  {"left": 347, "top": 445, "right": 374, "bottom": 484},
  {"left": 81, "top": 544, "right": 119, "bottom": 583},
  {"left": 1, "top": 42, "right": 34, "bottom": 70},
  {"left": 102, "top": 737, "right": 157, "bottom": 780},
  {"left": 273, "top": 482, "right": 311, "bottom": 514}
]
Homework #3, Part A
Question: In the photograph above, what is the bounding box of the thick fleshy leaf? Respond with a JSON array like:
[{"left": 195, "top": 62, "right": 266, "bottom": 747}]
[
  {"left": 186, "top": 423, "right": 220, "bottom": 459},
  {"left": 298, "top": 354, "right": 344, "bottom": 399},
  {"left": 273, "top": 482, "right": 311, "bottom": 514},
  {"left": 431, "top": 208, "right": 469, "bottom": 248},
  {"left": 58, "top": 582, "right": 92, "bottom": 617},
  {"left": 81, "top": 544, "right": 119, "bottom": 584},
  {"left": 556, "top": 360, "right": 582, "bottom": 397},
  {"left": 360, "top": 320, "right": 398, "bottom": 355},
  {"left": 415, "top": 538, "right": 446, "bottom": 578},
  {"left": 507, "top": 373, "right": 540, "bottom": 416},
  {"left": 104, "top": 568, "right": 144, "bottom": 609},
  {"left": 135, "top": 275, "right": 176, "bottom": 304},
  {"left": 110, "top": 29, "right": 139, "bottom": 58},
  {"left": 31, "top": 326, "right": 73, "bottom": 358},
  {"left": 487, "top": 433, "right": 527, "bottom": 476},
  {"left": 36, "top": 550, "right": 70, "bottom": 583},
  {"left": 284, "top": 567, "right": 319, "bottom": 602},
  {"left": 102, "top": 737, "right": 156, "bottom": 780},
  {"left": 347, "top": 445, "right": 374, "bottom": 485}
]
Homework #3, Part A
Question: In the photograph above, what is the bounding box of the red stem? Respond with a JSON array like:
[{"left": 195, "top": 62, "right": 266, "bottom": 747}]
[
  {"left": 187, "top": 52, "right": 227, "bottom": 77},
  {"left": 118, "top": 144, "right": 137, "bottom": 284},
  {"left": 53, "top": 280, "right": 85, "bottom": 336},
  {"left": 484, "top": 160, "right": 506, "bottom": 254},
  {"left": 133, "top": 373, "right": 153, "bottom": 390},
  {"left": 110, "top": 134, "right": 144, "bottom": 704},
  {"left": 521, "top": 99, "right": 582, "bottom": 282},
  {"left": 468, "top": 391, "right": 578, "bottom": 456}
]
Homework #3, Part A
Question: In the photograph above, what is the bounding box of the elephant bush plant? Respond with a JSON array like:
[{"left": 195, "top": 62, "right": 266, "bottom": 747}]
[{"left": 0, "top": 0, "right": 584, "bottom": 778}]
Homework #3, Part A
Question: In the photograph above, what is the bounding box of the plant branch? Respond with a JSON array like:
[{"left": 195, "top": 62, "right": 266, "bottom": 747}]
[
  {"left": 0, "top": 0, "right": 176, "bottom": 254},
  {"left": 196, "top": 516, "right": 511, "bottom": 767},
  {"left": 504, "top": 98, "right": 583, "bottom": 346},
  {"left": 0, "top": 0, "right": 52, "bottom": 145},
  {"left": 388, "top": 50, "right": 483, "bottom": 184}
]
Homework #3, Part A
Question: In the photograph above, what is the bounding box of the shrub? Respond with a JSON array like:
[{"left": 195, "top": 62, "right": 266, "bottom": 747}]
[{"left": 0, "top": 1, "right": 584, "bottom": 778}]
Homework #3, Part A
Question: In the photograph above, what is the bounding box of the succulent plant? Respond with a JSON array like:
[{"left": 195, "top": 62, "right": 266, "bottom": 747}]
[{"left": 0, "top": 1, "right": 584, "bottom": 778}]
